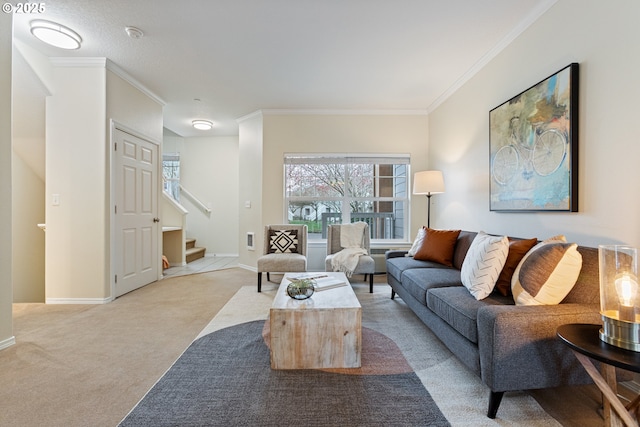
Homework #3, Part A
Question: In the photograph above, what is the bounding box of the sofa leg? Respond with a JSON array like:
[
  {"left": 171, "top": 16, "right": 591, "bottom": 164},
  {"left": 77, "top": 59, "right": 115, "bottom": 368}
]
[
  {"left": 391, "top": 290, "right": 396, "bottom": 300},
  {"left": 369, "top": 273, "right": 374, "bottom": 293},
  {"left": 487, "top": 391, "right": 504, "bottom": 419},
  {"left": 257, "top": 272, "right": 262, "bottom": 293}
]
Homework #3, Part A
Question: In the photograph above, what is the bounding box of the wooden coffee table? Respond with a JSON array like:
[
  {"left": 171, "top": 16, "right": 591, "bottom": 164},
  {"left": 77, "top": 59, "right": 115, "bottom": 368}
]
[{"left": 269, "top": 272, "right": 362, "bottom": 370}]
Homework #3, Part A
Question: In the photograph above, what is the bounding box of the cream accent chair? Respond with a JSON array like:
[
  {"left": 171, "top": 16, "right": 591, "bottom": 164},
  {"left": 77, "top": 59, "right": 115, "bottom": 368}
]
[
  {"left": 325, "top": 223, "right": 375, "bottom": 293},
  {"left": 257, "top": 224, "right": 308, "bottom": 292}
]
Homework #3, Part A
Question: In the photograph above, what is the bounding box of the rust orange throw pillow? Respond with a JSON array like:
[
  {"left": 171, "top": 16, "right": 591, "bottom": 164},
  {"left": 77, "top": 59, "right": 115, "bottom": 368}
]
[
  {"left": 495, "top": 237, "right": 538, "bottom": 296},
  {"left": 413, "top": 228, "right": 461, "bottom": 266}
]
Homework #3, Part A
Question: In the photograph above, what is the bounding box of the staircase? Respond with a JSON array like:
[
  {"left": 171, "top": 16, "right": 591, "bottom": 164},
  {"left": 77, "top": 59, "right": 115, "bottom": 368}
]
[{"left": 185, "top": 238, "right": 206, "bottom": 263}]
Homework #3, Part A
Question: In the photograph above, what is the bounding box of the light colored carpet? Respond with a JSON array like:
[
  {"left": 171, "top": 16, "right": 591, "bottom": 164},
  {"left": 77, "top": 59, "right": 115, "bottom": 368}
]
[
  {"left": 1, "top": 269, "right": 603, "bottom": 426},
  {"left": 195, "top": 282, "right": 570, "bottom": 426}
]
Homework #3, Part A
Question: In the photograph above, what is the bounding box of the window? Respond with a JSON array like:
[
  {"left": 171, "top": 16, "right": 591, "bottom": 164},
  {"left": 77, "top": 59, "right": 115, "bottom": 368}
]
[
  {"left": 162, "top": 153, "right": 180, "bottom": 201},
  {"left": 284, "top": 154, "right": 409, "bottom": 241}
]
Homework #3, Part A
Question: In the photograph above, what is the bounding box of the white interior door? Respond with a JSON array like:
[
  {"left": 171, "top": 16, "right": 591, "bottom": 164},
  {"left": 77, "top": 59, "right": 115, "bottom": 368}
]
[{"left": 114, "top": 128, "right": 159, "bottom": 297}]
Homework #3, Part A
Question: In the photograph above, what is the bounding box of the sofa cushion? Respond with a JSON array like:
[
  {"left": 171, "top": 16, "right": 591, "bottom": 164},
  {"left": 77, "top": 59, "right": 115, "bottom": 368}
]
[
  {"left": 452, "top": 231, "right": 478, "bottom": 270},
  {"left": 495, "top": 237, "right": 538, "bottom": 296},
  {"left": 512, "top": 239, "right": 583, "bottom": 305},
  {"left": 427, "top": 287, "right": 513, "bottom": 343},
  {"left": 401, "top": 267, "right": 462, "bottom": 305},
  {"left": 385, "top": 256, "right": 444, "bottom": 283},
  {"left": 460, "top": 231, "right": 509, "bottom": 300},
  {"left": 414, "top": 228, "right": 461, "bottom": 267}
]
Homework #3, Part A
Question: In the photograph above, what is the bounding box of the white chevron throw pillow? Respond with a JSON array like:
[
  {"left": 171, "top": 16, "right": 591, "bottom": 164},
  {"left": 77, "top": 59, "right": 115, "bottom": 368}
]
[{"left": 461, "top": 231, "right": 509, "bottom": 300}]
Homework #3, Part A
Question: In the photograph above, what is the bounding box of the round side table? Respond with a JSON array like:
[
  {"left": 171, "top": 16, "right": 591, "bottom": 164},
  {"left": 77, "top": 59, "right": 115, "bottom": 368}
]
[{"left": 557, "top": 323, "right": 640, "bottom": 427}]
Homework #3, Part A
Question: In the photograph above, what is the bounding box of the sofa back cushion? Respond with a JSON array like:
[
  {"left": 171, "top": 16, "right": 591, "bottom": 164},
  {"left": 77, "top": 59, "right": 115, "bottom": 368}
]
[
  {"left": 563, "top": 245, "right": 600, "bottom": 304},
  {"left": 452, "top": 231, "right": 478, "bottom": 270},
  {"left": 495, "top": 237, "right": 539, "bottom": 296}
]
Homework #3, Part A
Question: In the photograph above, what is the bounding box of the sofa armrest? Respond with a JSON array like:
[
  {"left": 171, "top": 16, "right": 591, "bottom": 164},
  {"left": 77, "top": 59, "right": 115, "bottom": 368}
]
[
  {"left": 477, "top": 303, "right": 600, "bottom": 392},
  {"left": 385, "top": 250, "right": 408, "bottom": 259}
]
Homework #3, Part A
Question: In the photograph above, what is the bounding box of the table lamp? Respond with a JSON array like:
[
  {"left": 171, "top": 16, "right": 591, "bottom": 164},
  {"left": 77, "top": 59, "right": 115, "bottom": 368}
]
[
  {"left": 413, "top": 170, "right": 445, "bottom": 229},
  {"left": 599, "top": 245, "right": 640, "bottom": 351}
]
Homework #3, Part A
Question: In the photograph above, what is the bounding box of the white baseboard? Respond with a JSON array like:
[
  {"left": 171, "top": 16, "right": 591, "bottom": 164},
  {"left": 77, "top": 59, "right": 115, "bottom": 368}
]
[
  {"left": 46, "top": 297, "right": 112, "bottom": 304},
  {"left": 239, "top": 264, "right": 257, "bottom": 273},
  {"left": 205, "top": 253, "right": 239, "bottom": 257},
  {"left": 0, "top": 336, "right": 16, "bottom": 350}
]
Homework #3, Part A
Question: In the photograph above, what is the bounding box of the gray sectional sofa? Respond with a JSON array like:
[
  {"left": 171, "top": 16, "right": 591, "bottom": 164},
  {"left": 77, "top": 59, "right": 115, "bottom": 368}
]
[{"left": 385, "top": 230, "right": 601, "bottom": 418}]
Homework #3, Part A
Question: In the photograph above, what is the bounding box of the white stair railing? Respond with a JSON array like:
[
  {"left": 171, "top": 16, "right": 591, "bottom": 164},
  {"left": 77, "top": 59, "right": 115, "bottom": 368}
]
[{"left": 179, "top": 184, "right": 211, "bottom": 217}]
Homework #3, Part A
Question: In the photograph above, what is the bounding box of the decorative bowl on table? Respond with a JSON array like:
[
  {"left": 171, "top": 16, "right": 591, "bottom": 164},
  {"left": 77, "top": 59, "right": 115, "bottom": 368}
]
[{"left": 286, "top": 278, "right": 315, "bottom": 300}]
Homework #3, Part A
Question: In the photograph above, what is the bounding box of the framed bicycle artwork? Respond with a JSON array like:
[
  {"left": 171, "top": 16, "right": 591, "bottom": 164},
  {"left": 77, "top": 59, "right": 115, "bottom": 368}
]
[{"left": 489, "top": 63, "right": 579, "bottom": 212}]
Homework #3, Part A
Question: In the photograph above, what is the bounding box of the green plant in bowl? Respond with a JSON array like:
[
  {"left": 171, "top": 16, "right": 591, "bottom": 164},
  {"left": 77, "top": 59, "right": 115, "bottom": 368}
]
[{"left": 286, "top": 278, "right": 316, "bottom": 300}]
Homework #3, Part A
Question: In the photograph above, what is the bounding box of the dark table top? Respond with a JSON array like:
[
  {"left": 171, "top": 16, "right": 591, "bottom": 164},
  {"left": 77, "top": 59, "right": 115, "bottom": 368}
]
[{"left": 557, "top": 323, "right": 640, "bottom": 373}]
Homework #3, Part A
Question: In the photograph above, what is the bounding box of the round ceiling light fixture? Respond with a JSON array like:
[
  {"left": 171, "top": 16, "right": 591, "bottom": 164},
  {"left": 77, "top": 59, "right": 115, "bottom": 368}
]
[
  {"left": 30, "top": 20, "right": 82, "bottom": 50},
  {"left": 125, "top": 26, "right": 144, "bottom": 39},
  {"left": 192, "top": 120, "right": 213, "bottom": 130}
]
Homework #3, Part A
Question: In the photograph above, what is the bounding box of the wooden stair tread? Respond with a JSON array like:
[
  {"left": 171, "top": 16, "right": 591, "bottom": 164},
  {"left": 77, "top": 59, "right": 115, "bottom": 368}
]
[
  {"left": 185, "top": 247, "right": 205, "bottom": 255},
  {"left": 185, "top": 245, "right": 206, "bottom": 263}
]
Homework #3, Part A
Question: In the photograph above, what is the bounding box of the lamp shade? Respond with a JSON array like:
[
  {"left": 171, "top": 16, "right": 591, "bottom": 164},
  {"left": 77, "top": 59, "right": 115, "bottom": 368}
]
[
  {"left": 599, "top": 245, "right": 640, "bottom": 351},
  {"left": 413, "top": 171, "right": 445, "bottom": 195}
]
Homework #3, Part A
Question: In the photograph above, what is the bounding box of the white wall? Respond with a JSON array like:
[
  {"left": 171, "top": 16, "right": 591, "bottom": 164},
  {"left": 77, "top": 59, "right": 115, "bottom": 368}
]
[
  {"left": 429, "top": 0, "right": 640, "bottom": 248},
  {"left": 0, "top": 11, "right": 14, "bottom": 349},
  {"left": 237, "top": 112, "right": 264, "bottom": 270},
  {"left": 180, "top": 136, "right": 239, "bottom": 256}
]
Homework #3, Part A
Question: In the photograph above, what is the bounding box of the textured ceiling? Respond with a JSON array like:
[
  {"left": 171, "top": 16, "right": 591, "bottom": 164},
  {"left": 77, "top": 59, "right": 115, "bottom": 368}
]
[{"left": 12, "top": 0, "right": 556, "bottom": 137}]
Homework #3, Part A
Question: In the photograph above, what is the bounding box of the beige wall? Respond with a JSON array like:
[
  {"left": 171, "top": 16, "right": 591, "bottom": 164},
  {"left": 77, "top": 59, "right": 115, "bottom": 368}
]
[
  {"left": 106, "top": 70, "right": 164, "bottom": 296},
  {"left": 237, "top": 111, "right": 429, "bottom": 270},
  {"left": 106, "top": 71, "right": 164, "bottom": 143},
  {"left": 44, "top": 63, "right": 163, "bottom": 302},
  {"left": 11, "top": 45, "right": 49, "bottom": 303},
  {"left": 179, "top": 136, "right": 240, "bottom": 256},
  {"left": 429, "top": 0, "right": 640, "bottom": 248},
  {"left": 262, "top": 113, "right": 429, "bottom": 228},
  {"left": 0, "top": 11, "right": 14, "bottom": 349},
  {"left": 237, "top": 112, "right": 264, "bottom": 270},
  {"left": 45, "top": 65, "right": 107, "bottom": 301},
  {"left": 11, "top": 154, "right": 45, "bottom": 302}
]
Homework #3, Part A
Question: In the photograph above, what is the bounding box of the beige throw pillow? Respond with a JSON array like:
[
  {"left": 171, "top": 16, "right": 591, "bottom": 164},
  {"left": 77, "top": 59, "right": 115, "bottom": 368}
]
[{"left": 460, "top": 231, "right": 509, "bottom": 300}]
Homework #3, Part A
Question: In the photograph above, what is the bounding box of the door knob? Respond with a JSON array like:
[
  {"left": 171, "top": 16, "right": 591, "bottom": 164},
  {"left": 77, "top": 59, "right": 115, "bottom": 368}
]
[{"left": 153, "top": 217, "right": 160, "bottom": 223}]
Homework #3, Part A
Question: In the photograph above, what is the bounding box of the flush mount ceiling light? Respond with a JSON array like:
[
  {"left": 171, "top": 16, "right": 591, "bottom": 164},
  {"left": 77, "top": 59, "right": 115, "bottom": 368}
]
[
  {"left": 30, "top": 20, "right": 82, "bottom": 50},
  {"left": 192, "top": 120, "right": 213, "bottom": 130},
  {"left": 125, "top": 26, "right": 144, "bottom": 39}
]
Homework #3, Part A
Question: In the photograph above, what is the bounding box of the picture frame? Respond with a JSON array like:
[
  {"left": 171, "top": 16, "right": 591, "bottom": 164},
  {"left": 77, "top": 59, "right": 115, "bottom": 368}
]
[{"left": 489, "top": 63, "right": 579, "bottom": 212}]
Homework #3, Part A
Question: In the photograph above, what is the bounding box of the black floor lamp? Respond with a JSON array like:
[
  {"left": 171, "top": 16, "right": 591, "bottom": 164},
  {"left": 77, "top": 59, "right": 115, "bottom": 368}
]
[{"left": 413, "top": 171, "right": 445, "bottom": 228}]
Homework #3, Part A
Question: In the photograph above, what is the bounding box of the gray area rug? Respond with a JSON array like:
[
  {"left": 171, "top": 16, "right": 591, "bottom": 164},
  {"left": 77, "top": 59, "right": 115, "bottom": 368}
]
[{"left": 119, "top": 320, "right": 450, "bottom": 427}]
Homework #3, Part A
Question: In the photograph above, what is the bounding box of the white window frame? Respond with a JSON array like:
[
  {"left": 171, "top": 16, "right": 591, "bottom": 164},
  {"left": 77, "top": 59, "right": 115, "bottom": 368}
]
[{"left": 284, "top": 153, "right": 410, "bottom": 242}]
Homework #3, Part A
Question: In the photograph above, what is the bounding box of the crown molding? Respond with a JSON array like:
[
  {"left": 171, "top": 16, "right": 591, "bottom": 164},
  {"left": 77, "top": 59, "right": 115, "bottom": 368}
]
[
  {"left": 236, "top": 110, "right": 263, "bottom": 123},
  {"left": 261, "top": 108, "right": 428, "bottom": 116},
  {"left": 428, "top": 0, "right": 558, "bottom": 113},
  {"left": 48, "top": 57, "right": 165, "bottom": 106},
  {"left": 49, "top": 57, "right": 106, "bottom": 67}
]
